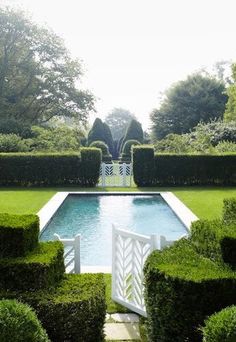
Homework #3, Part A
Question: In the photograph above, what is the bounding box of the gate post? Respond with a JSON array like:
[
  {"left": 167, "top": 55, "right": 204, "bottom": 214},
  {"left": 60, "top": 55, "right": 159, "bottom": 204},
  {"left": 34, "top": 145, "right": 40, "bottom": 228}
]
[
  {"left": 101, "top": 162, "right": 106, "bottom": 187},
  {"left": 74, "top": 234, "right": 81, "bottom": 273},
  {"left": 122, "top": 163, "right": 127, "bottom": 187}
]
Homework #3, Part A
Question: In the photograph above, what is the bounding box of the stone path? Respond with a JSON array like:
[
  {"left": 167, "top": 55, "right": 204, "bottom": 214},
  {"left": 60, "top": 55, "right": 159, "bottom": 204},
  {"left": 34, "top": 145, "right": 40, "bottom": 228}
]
[{"left": 105, "top": 313, "right": 140, "bottom": 341}]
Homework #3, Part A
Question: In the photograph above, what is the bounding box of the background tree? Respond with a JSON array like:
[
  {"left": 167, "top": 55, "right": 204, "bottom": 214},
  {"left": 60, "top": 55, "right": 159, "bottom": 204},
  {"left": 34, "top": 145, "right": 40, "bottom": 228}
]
[
  {"left": 0, "top": 7, "right": 95, "bottom": 132},
  {"left": 224, "top": 63, "right": 236, "bottom": 122},
  {"left": 122, "top": 119, "right": 143, "bottom": 151},
  {"left": 150, "top": 73, "right": 228, "bottom": 140},
  {"left": 105, "top": 108, "right": 136, "bottom": 140}
]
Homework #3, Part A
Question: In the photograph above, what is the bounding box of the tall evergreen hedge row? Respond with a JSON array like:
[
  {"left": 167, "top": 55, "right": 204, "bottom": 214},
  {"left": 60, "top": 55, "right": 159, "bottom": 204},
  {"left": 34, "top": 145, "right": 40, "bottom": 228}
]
[
  {"left": 0, "top": 148, "right": 101, "bottom": 186},
  {"left": 133, "top": 146, "right": 236, "bottom": 186}
]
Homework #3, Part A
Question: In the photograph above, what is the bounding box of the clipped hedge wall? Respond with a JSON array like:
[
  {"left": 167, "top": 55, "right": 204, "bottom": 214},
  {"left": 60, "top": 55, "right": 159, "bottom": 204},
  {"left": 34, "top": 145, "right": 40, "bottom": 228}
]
[
  {"left": 0, "top": 213, "right": 39, "bottom": 258},
  {"left": 132, "top": 147, "right": 236, "bottom": 186},
  {"left": 202, "top": 305, "right": 236, "bottom": 342},
  {"left": 132, "top": 146, "right": 154, "bottom": 186},
  {"left": 0, "top": 148, "right": 101, "bottom": 186},
  {"left": 223, "top": 198, "right": 236, "bottom": 224},
  {"left": 0, "top": 242, "right": 65, "bottom": 291},
  {"left": 0, "top": 274, "right": 106, "bottom": 342},
  {"left": 0, "top": 299, "right": 50, "bottom": 342},
  {"left": 144, "top": 239, "right": 236, "bottom": 342}
]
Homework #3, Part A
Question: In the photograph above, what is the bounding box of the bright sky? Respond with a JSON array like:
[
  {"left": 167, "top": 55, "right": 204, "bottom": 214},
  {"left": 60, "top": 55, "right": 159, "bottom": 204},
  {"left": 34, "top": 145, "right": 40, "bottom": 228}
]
[{"left": 2, "top": 0, "right": 236, "bottom": 129}]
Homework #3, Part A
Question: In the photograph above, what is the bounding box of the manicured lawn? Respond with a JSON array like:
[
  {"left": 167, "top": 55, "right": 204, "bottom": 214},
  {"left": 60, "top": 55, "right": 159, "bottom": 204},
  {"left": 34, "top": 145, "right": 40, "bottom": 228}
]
[{"left": 0, "top": 186, "right": 235, "bottom": 219}]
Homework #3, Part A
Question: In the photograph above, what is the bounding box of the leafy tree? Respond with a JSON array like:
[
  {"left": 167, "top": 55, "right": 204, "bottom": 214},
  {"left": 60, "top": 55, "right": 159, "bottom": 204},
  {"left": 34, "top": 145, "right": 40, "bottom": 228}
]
[
  {"left": 0, "top": 7, "right": 95, "bottom": 128},
  {"left": 87, "top": 118, "right": 114, "bottom": 155},
  {"left": 122, "top": 119, "right": 143, "bottom": 149},
  {"left": 224, "top": 63, "right": 236, "bottom": 121},
  {"left": 0, "top": 133, "right": 30, "bottom": 152},
  {"left": 30, "top": 125, "right": 81, "bottom": 151},
  {"left": 151, "top": 74, "right": 228, "bottom": 140},
  {"left": 105, "top": 108, "right": 136, "bottom": 140}
]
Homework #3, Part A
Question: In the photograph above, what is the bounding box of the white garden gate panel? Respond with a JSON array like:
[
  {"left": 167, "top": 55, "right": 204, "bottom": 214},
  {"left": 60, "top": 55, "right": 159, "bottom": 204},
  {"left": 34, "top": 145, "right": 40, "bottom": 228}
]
[
  {"left": 99, "top": 163, "right": 132, "bottom": 187},
  {"left": 112, "top": 226, "right": 177, "bottom": 316},
  {"left": 111, "top": 226, "right": 159, "bottom": 317}
]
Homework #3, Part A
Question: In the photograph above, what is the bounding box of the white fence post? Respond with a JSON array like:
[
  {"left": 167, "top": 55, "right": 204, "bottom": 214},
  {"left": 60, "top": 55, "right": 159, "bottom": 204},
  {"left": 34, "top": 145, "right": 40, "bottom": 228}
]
[
  {"left": 101, "top": 163, "right": 106, "bottom": 187},
  {"left": 54, "top": 233, "right": 81, "bottom": 274},
  {"left": 74, "top": 234, "right": 81, "bottom": 273},
  {"left": 122, "top": 163, "right": 126, "bottom": 187}
]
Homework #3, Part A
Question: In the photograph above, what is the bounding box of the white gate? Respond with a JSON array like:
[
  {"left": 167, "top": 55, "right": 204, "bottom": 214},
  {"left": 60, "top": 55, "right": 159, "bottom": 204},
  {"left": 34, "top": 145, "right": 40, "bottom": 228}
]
[
  {"left": 98, "top": 163, "right": 132, "bottom": 187},
  {"left": 112, "top": 226, "right": 175, "bottom": 316}
]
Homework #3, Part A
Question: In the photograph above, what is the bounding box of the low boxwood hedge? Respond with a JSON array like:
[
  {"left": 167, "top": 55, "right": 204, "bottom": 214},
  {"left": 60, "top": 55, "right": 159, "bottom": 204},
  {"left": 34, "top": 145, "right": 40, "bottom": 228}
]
[
  {"left": 0, "top": 274, "right": 106, "bottom": 342},
  {"left": 0, "top": 299, "right": 50, "bottom": 342},
  {"left": 191, "top": 219, "right": 236, "bottom": 268},
  {"left": 0, "top": 241, "right": 65, "bottom": 291},
  {"left": 0, "top": 148, "right": 101, "bottom": 186},
  {"left": 0, "top": 213, "right": 39, "bottom": 258},
  {"left": 144, "top": 239, "right": 236, "bottom": 342},
  {"left": 202, "top": 305, "right": 236, "bottom": 342}
]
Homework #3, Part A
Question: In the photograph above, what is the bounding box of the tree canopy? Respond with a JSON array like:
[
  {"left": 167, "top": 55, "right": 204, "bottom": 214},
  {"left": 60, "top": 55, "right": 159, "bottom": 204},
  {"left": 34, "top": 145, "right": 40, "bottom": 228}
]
[
  {"left": 150, "top": 73, "right": 228, "bottom": 140},
  {"left": 224, "top": 63, "right": 236, "bottom": 122},
  {"left": 105, "top": 108, "right": 136, "bottom": 140},
  {"left": 0, "top": 7, "right": 95, "bottom": 131}
]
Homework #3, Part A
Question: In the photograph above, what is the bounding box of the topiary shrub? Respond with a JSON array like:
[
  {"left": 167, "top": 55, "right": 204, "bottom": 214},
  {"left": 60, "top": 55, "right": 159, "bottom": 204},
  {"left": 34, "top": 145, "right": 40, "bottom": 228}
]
[
  {"left": 223, "top": 198, "right": 236, "bottom": 224},
  {"left": 144, "top": 239, "right": 236, "bottom": 342},
  {"left": 90, "top": 140, "right": 112, "bottom": 162},
  {"left": 0, "top": 274, "right": 106, "bottom": 342},
  {"left": 0, "top": 213, "right": 39, "bottom": 258},
  {"left": 0, "top": 299, "right": 50, "bottom": 342},
  {"left": 0, "top": 242, "right": 65, "bottom": 291},
  {"left": 191, "top": 219, "right": 236, "bottom": 269},
  {"left": 202, "top": 305, "right": 236, "bottom": 342},
  {"left": 120, "top": 139, "right": 141, "bottom": 162}
]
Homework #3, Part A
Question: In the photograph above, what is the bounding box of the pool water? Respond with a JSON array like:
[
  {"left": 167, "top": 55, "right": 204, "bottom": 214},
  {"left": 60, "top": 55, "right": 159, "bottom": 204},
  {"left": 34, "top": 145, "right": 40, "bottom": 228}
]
[{"left": 40, "top": 194, "right": 187, "bottom": 266}]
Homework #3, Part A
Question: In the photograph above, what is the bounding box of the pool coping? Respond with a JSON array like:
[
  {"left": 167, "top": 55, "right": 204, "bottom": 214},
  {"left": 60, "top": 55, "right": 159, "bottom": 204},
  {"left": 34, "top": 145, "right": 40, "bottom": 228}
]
[{"left": 37, "top": 191, "right": 198, "bottom": 273}]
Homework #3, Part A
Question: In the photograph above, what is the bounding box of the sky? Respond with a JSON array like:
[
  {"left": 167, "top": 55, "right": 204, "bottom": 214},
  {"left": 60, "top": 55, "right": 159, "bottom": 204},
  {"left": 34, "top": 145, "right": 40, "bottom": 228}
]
[{"left": 1, "top": 0, "right": 236, "bottom": 129}]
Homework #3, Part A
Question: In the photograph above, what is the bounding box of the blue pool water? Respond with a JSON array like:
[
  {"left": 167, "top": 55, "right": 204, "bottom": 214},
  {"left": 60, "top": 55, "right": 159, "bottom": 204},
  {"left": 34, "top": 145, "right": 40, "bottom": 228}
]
[{"left": 40, "top": 194, "right": 187, "bottom": 266}]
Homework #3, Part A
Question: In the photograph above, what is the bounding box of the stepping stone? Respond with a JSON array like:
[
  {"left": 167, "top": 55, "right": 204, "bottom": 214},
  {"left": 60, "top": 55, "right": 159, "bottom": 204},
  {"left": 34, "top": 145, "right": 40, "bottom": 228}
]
[
  {"left": 105, "top": 323, "right": 140, "bottom": 340},
  {"left": 110, "top": 313, "right": 140, "bottom": 323}
]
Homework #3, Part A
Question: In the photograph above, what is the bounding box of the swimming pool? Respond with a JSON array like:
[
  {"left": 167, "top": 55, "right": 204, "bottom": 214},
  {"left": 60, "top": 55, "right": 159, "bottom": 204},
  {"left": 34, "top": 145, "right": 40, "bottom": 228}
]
[{"left": 40, "top": 194, "right": 189, "bottom": 266}]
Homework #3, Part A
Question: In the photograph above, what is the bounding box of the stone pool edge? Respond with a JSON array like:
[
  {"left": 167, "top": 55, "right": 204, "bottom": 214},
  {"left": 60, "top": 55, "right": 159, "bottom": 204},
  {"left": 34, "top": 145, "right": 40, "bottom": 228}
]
[{"left": 37, "top": 191, "right": 198, "bottom": 233}]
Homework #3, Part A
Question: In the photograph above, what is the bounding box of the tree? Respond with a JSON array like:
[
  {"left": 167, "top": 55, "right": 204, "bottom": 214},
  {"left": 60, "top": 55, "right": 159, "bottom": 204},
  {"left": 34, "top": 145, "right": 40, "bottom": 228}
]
[
  {"left": 0, "top": 8, "right": 95, "bottom": 128},
  {"left": 87, "top": 118, "right": 114, "bottom": 155},
  {"left": 224, "top": 63, "right": 236, "bottom": 122},
  {"left": 105, "top": 108, "right": 136, "bottom": 140},
  {"left": 150, "top": 73, "right": 228, "bottom": 140},
  {"left": 122, "top": 119, "right": 143, "bottom": 149}
]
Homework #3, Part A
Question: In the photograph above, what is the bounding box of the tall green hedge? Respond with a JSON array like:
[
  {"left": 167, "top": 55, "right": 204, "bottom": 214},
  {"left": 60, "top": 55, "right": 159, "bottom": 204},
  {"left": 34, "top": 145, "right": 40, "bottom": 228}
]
[
  {"left": 132, "top": 147, "right": 236, "bottom": 186},
  {"left": 132, "top": 146, "right": 154, "bottom": 186},
  {"left": 0, "top": 274, "right": 106, "bottom": 342},
  {"left": 144, "top": 239, "right": 236, "bottom": 342},
  {"left": 0, "top": 214, "right": 39, "bottom": 258},
  {"left": 0, "top": 148, "right": 101, "bottom": 186}
]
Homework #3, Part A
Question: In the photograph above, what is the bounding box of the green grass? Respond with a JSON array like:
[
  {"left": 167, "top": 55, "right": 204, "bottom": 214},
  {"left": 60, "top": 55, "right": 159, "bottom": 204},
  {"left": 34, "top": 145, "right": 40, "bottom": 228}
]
[{"left": 0, "top": 186, "right": 235, "bottom": 219}]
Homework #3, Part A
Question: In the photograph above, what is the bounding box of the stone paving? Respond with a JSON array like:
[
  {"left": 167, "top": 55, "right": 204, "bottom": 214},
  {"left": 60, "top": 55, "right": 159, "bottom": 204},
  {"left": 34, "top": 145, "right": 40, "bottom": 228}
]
[{"left": 105, "top": 313, "right": 140, "bottom": 341}]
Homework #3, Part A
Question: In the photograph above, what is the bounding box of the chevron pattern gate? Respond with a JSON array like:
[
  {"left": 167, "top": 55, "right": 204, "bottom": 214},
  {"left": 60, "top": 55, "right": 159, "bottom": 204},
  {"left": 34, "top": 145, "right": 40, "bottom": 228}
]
[
  {"left": 111, "top": 225, "right": 159, "bottom": 316},
  {"left": 98, "top": 163, "right": 132, "bottom": 187}
]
